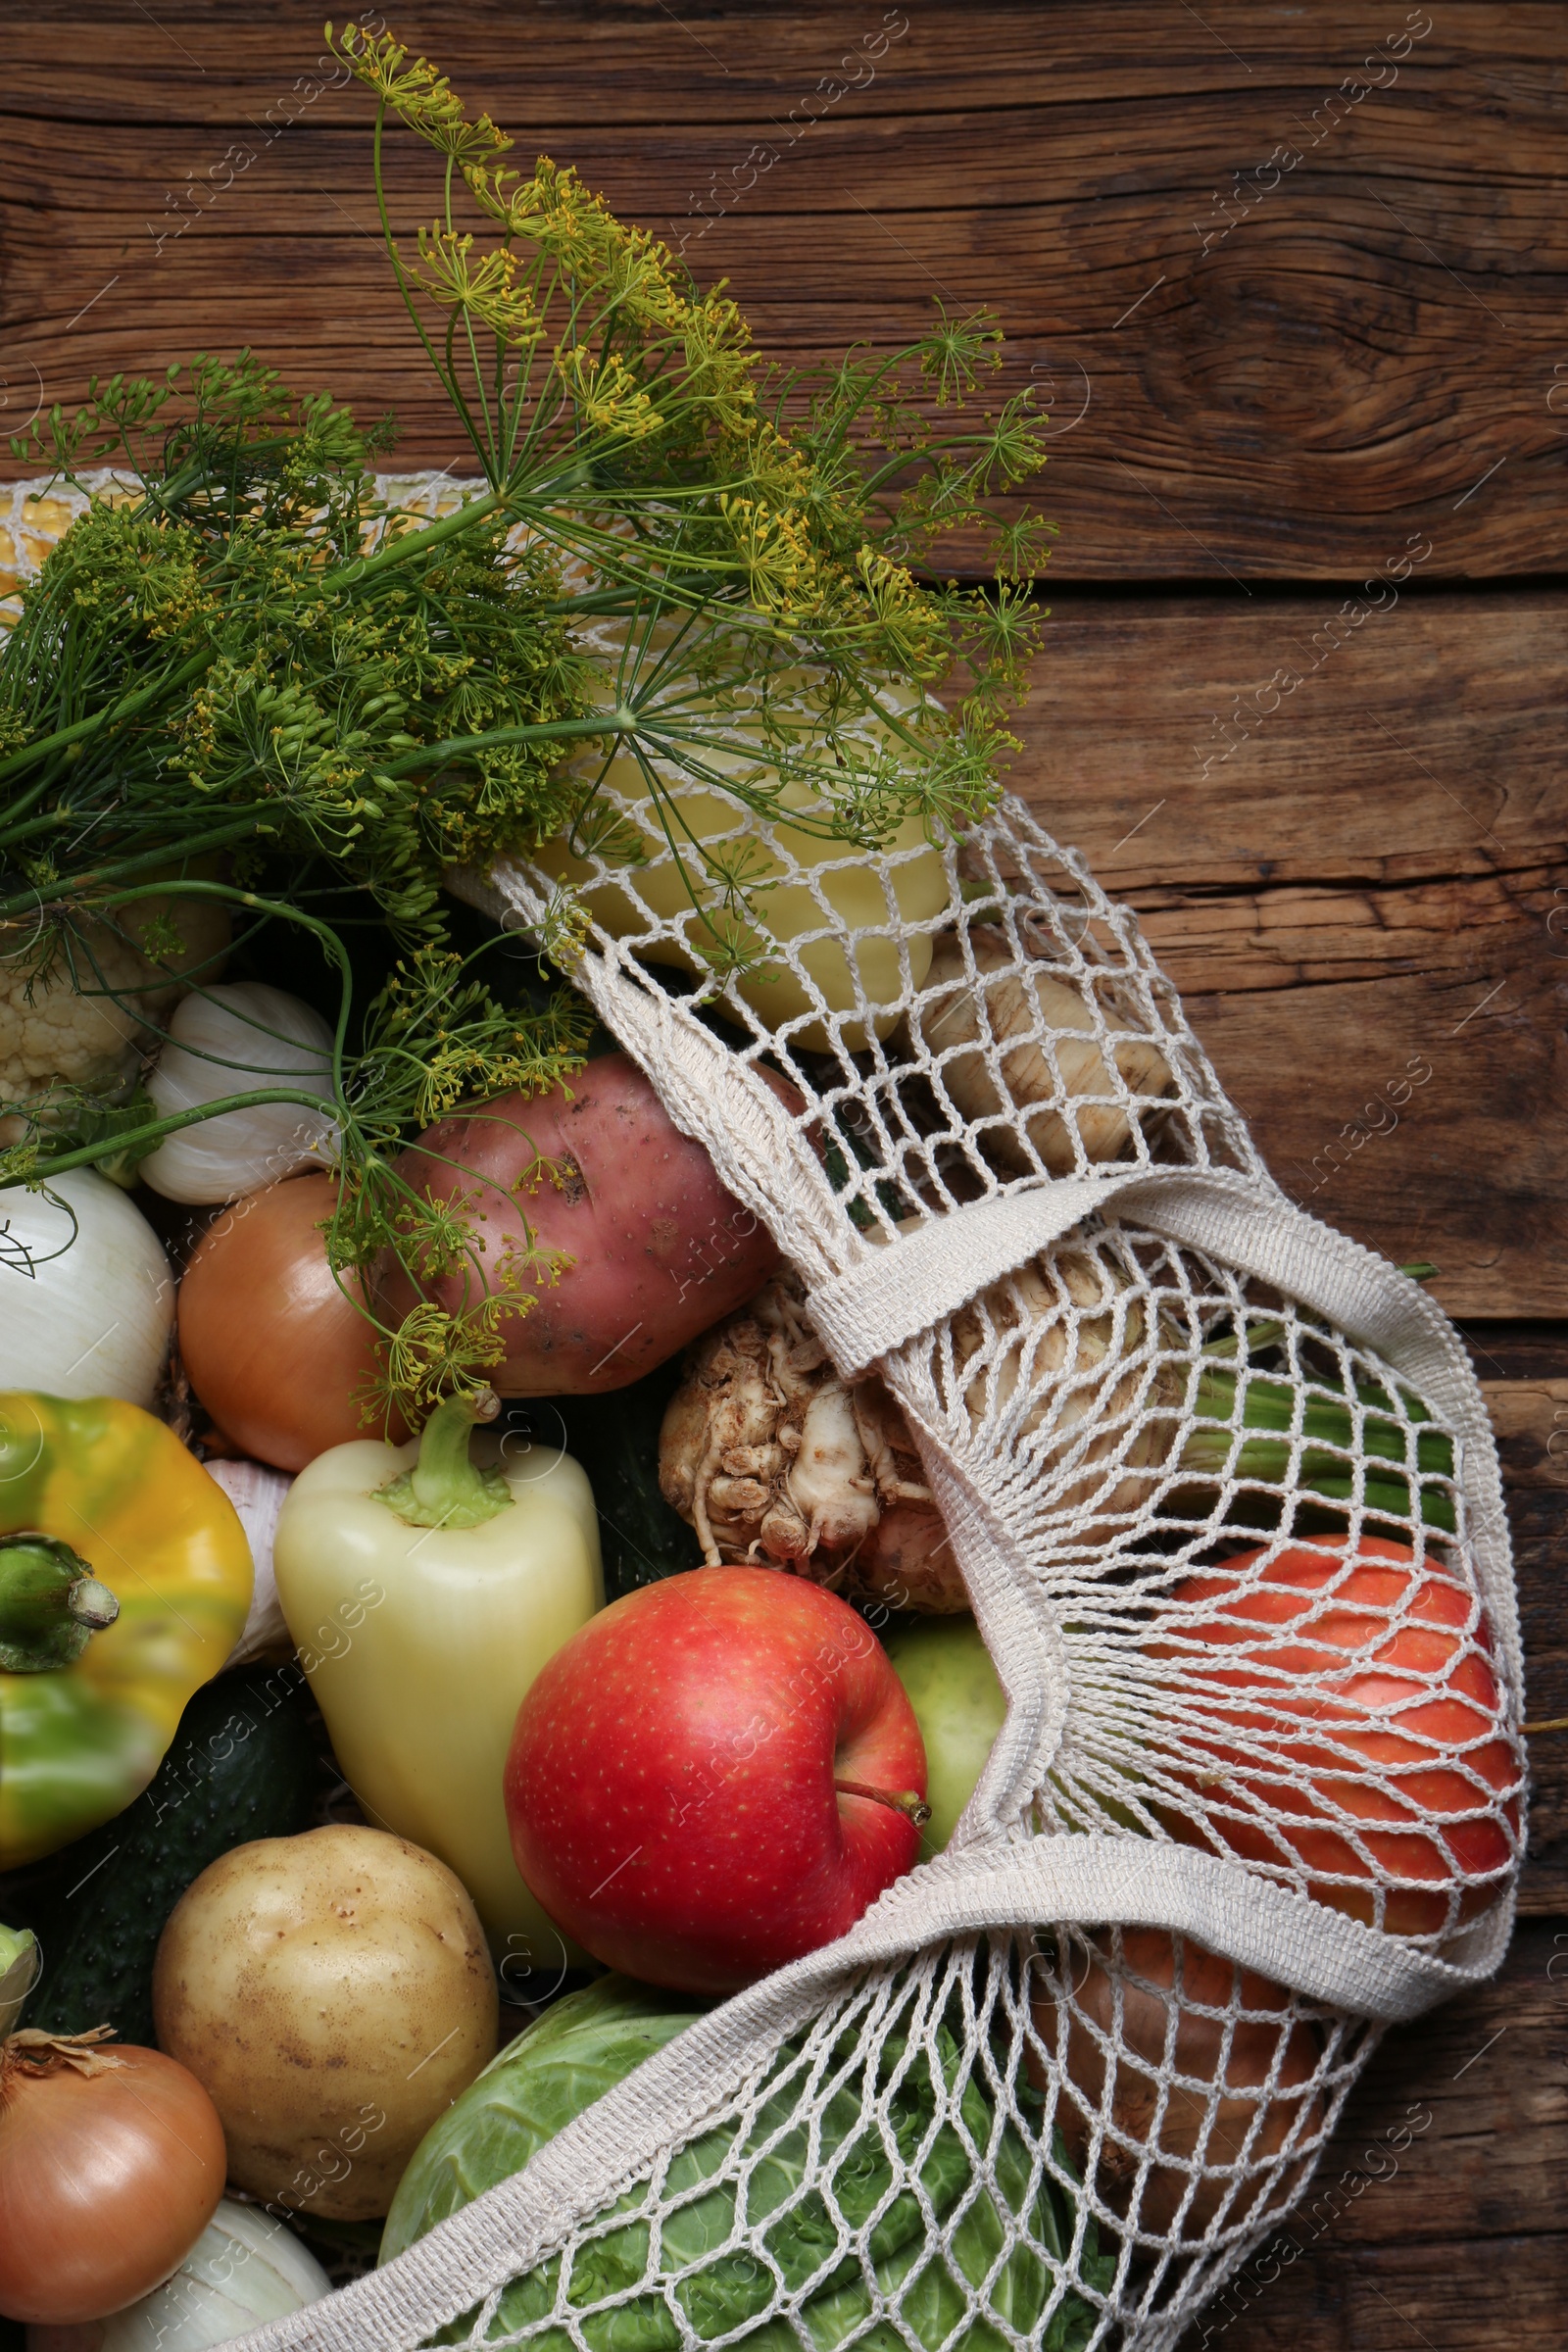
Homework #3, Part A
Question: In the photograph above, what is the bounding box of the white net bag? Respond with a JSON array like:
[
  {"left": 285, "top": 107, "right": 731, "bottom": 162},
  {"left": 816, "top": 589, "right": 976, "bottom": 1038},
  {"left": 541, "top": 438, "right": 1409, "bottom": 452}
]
[{"left": 227, "top": 729, "right": 1523, "bottom": 2352}]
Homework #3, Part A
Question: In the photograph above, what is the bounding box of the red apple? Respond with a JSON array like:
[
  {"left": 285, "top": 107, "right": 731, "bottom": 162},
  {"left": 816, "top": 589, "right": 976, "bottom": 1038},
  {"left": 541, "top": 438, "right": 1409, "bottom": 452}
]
[{"left": 505, "top": 1566, "right": 928, "bottom": 1993}]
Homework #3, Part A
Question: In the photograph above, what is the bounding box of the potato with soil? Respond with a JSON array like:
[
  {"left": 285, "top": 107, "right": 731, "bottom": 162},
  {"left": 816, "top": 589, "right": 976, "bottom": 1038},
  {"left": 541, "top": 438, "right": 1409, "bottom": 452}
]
[
  {"left": 152, "top": 1825, "right": 498, "bottom": 2219},
  {"left": 913, "top": 926, "right": 1173, "bottom": 1175},
  {"left": 380, "top": 1054, "right": 789, "bottom": 1394},
  {"left": 1030, "top": 1928, "right": 1325, "bottom": 2240}
]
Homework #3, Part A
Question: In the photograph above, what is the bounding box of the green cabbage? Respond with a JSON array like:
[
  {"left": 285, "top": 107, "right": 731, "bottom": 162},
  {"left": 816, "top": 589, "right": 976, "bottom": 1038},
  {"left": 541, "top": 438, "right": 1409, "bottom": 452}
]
[{"left": 383, "top": 1978, "right": 1111, "bottom": 2352}]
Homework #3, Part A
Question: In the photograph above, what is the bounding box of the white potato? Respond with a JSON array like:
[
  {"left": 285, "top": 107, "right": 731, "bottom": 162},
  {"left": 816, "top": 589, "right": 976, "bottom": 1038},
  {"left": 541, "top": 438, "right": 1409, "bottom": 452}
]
[{"left": 152, "top": 1824, "right": 498, "bottom": 2219}]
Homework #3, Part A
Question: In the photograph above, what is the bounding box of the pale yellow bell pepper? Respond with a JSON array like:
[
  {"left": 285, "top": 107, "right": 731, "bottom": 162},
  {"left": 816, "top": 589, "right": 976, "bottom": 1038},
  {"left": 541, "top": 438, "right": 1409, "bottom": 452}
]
[
  {"left": 533, "top": 645, "right": 953, "bottom": 1053},
  {"left": 271, "top": 1395, "right": 602, "bottom": 1979}
]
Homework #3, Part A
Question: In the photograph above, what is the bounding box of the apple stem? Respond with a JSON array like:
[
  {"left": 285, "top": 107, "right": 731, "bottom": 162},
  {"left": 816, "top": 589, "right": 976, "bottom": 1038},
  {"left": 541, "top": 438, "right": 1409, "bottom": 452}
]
[{"left": 835, "top": 1779, "right": 932, "bottom": 1827}]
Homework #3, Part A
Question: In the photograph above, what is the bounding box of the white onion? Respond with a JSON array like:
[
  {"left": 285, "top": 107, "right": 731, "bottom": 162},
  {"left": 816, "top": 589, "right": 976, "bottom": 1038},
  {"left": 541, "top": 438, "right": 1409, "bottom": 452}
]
[
  {"left": 27, "top": 2200, "right": 331, "bottom": 2352},
  {"left": 139, "top": 984, "right": 337, "bottom": 1204},
  {"left": 208, "top": 1457, "right": 295, "bottom": 1664},
  {"left": 0, "top": 1168, "right": 173, "bottom": 1405}
]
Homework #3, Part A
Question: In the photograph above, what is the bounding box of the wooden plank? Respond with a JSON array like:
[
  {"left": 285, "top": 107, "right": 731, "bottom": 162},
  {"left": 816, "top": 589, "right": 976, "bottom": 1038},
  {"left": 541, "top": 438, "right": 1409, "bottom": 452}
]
[
  {"left": 1011, "top": 589, "right": 1568, "bottom": 895},
  {"left": 3, "top": 5, "right": 1567, "bottom": 577},
  {"left": 1202, "top": 1918, "right": 1568, "bottom": 2348},
  {"left": 1468, "top": 1334, "right": 1568, "bottom": 1911},
  {"left": 1005, "top": 588, "right": 1568, "bottom": 1321}
]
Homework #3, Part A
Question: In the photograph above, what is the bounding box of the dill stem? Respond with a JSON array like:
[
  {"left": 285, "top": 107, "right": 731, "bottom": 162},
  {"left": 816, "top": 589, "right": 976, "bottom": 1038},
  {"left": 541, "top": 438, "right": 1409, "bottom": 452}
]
[
  {"left": 16, "top": 1090, "right": 338, "bottom": 1184},
  {"left": 0, "top": 816, "right": 277, "bottom": 922},
  {"left": 0, "top": 648, "right": 214, "bottom": 790}
]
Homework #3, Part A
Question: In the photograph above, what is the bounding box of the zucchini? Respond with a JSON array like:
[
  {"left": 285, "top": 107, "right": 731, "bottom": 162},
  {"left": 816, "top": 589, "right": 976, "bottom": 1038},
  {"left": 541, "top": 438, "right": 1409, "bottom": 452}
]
[
  {"left": 13, "top": 1662, "right": 321, "bottom": 2046},
  {"left": 521, "top": 1362, "right": 703, "bottom": 1602}
]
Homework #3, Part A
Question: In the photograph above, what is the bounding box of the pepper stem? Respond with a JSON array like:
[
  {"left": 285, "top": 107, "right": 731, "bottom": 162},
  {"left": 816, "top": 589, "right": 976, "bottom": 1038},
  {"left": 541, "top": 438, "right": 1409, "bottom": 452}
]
[
  {"left": 0, "top": 1537, "right": 120, "bottom": 1672},
  {"left": 373, "top": 1390, "right": 514, "bottom": 1530}
]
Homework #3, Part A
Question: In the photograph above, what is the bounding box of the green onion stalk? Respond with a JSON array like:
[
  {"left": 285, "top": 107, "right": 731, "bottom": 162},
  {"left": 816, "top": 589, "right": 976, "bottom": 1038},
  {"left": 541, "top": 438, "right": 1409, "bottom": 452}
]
[
  {"left": 0, "top": 21, "right": 1054, "bottom": 1417},
  {"left": 1178, "top": 1315, "right": 1456, "bottom": 1537}
]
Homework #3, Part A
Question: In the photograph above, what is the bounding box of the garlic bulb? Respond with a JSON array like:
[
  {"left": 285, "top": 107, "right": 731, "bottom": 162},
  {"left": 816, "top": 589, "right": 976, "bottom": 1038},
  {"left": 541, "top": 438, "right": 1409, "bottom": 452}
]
[
  {"left": 209, "top": 1457, "right": 295, "bottom": 1664},
  {"left": 139, "top": 984, "right": 337, "bottom": 1204},
  {"left": 0, "top": 1168, "right": 173, "bottom": 1406},
  {"left": 28, "top": 2199, "right": 331, "bottom": 2352}
]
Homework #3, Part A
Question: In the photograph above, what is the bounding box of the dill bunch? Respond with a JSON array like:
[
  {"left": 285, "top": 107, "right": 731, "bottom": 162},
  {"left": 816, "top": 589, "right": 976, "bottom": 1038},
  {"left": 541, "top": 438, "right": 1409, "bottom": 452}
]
[{"left": 0, "top": 20, "right": 1052, "bottom": 1412}]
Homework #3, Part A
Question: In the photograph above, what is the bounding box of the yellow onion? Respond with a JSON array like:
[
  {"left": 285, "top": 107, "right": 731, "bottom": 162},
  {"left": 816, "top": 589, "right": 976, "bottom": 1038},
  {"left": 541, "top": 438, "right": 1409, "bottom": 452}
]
[{"left": 0, "top": 2034, "right": 226, "bottom": 2325}]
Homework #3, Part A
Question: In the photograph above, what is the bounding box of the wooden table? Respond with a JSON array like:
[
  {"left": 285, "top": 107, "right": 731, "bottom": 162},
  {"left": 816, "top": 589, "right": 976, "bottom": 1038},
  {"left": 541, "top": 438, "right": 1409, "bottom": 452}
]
[{"left": 4, "top": 6, "right": 1564, "bottom": 2342}]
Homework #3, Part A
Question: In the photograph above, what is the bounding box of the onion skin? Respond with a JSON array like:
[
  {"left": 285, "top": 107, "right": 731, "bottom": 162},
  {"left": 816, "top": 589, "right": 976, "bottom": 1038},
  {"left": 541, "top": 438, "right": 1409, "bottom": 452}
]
[
  {"left": 1030, "top": 1930, "right": 1324, "bottom": 2240},
  {"left": 0, "top": 2038, "right": 226, "bottom": 2325},
  {"left": 177, "top": 1174, "right": 404, "bottom": 1471},
  {"left": 0, "top": 1172, "right": 173, "bottom": 1410}
]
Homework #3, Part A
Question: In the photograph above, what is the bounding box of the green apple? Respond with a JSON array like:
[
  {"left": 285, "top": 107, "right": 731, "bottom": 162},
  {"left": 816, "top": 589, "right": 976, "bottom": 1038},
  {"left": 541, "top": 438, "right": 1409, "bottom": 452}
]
[{"left": 883, "top": 1617, "right": 1006, "bottom": 1862}]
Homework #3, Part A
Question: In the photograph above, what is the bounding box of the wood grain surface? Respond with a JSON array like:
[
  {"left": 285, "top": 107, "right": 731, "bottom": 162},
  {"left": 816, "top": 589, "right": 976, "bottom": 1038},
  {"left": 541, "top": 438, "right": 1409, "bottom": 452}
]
[
  {"left": 3, "top": 7, "right": 1565, "bottom": 2347},
  {"left": 4, "top": 3, "right": 1568, "bottom": 577},
  {"left": 1015, "top": 589, "right": 1568, "bottom": 1321}
]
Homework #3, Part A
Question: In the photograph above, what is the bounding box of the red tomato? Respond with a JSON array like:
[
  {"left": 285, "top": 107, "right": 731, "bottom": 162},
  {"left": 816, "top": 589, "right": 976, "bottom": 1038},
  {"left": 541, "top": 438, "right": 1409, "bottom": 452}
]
[{"left": 1152, "top": 1539, "right": 1523, "bottom": 1936}]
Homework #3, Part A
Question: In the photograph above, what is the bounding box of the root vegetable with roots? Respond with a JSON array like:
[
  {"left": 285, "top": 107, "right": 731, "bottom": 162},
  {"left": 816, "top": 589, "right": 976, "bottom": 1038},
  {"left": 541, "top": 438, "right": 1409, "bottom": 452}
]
[
  {"left": 660, "top": 1262, "right": 1460, "bottom": 1613},
  {"left": 658, "top": 1271, "right": 948, "bottom": 1604},
  {"left": 658, "top": 1252, "right": 1180, "bottom": 1611}
]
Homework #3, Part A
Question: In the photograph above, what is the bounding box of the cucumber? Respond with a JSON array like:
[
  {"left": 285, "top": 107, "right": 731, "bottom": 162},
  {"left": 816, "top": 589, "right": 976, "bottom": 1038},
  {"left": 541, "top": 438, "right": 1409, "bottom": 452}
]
[
  {"left": 516, "top": 1362, "right": 703, "bottom": 1602},
  {"left": 14, "top": 1662, "right": 321, "bottom": 2047}
]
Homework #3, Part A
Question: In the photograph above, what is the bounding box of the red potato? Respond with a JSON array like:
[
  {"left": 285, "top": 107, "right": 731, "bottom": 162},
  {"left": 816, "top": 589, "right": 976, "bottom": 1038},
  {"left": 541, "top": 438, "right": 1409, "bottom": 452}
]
[
  {"left": 1030, "top": 1929, "right": 1326, "bottom": 2240},
  {"left": 379, "top": 1054, "right": 790, "bottom": 1394}
]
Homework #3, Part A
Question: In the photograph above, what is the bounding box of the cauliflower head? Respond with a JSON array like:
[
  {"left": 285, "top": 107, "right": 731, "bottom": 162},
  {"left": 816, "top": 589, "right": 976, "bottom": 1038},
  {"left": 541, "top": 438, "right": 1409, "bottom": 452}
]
[{"left": 0, "top": 896, "right": 231, "bottom": 1112}]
